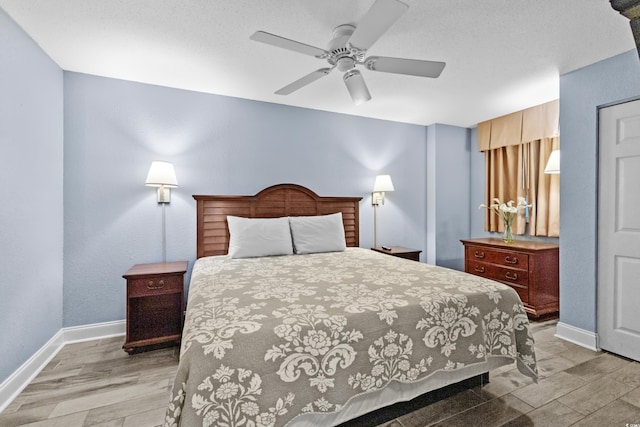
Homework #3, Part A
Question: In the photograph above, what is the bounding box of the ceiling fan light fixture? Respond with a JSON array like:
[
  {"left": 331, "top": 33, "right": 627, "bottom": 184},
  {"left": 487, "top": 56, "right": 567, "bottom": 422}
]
[
  {"left": 343, "top": 69, "right": 371, "bottom": 106},
  {"left": 337, "top": 57, "right": 355, "bottom": 72},
  {"left": 250, "top": 0, "right": 444, "bottom": 103}
]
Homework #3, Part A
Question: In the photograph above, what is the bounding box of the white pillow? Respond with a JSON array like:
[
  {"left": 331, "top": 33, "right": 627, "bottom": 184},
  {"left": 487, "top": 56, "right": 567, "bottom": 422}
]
[
  {"left": 227, "top": 216, "right": 293, "bottom": 259},
  {"left": 289, "top": 213, "right": 346, "bottom": 254}
]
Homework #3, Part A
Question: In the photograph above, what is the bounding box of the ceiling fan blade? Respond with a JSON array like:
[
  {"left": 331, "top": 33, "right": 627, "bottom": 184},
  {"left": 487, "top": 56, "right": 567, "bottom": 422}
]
[
  {"left": 365, "top": 56, "right": 446, "bottom": 78},
  {"left": 250, "top": 31, "right": 329, "bottom": 58},
  {"left": 347, "top": 0, "right": 408, "bottom": 51},
  {"left": 275, "top": 68, "right": 332, "bottom": 95},
  {"left": 343, "top": 70, "right": 371, "bottom": 106}
]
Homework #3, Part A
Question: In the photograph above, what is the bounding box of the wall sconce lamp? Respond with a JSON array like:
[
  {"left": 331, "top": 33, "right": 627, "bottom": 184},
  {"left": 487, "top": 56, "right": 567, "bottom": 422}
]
[
  {"left": 372, "top": 174, "right": 394, "bottom": 206},
  {"left": 372, "top": 174, "right": 394, "bottom": 248},
  {"left": 145, "top": 161, "right": 178, "bottom": 262},
  {"left": 145, "top": 161, "right": 179, "bottom": 202},
  {"left": 544, "top": 150, "right": 560, "bottom": 174}
]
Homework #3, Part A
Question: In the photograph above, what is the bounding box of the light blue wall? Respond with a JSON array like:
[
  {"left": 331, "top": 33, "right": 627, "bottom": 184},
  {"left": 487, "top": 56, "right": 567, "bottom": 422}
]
[
  {"left": 469, "top": 128, "right": 493, "bottom": 238},
  {"left": 559, "top": 49, "right": 640, "bottom": 332},
  {"left": 426, "top": 124, "right": 472, "bottom": 270},
  {"left": 63, "top": 72, "right": 428, "bottom": 327},
  {"left": 0, "top": 9, "right": 64, "bottom": 383}
]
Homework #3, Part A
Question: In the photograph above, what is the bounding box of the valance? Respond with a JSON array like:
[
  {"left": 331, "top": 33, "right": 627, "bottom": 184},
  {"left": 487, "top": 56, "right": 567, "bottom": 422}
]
[{"left": 478, "top": 99, "right": 559, "bottom": 151}]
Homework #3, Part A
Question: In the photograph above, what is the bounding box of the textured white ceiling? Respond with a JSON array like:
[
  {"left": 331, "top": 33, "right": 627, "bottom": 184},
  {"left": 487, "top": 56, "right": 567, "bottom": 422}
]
[{"left": 0, "top": 0, "right": 635, "bottom": 127}]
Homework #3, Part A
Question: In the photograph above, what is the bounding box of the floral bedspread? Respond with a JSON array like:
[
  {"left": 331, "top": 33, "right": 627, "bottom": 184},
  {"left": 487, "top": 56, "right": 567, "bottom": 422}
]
[{"left": 164, "top": 248, "right": 537, "bottom": 427}]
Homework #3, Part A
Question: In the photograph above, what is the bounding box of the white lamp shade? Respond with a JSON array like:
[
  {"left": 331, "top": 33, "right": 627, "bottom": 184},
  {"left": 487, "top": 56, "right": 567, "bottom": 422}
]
[
  {"left": 145, "top": 161, "right": 178, "bottom": 187},
  {"left": 544, "top": 150, "right": 560, "bottom": 174},
  {"left": 373, "top": 174, "right": 394, "bottom": 192},
  {"left": 343, "top": 70, "right": 371, "bottom": 106}
]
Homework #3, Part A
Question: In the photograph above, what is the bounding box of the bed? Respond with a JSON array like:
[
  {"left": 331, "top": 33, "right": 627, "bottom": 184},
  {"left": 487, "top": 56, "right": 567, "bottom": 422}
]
[{"left": 164, "top": 184, "right": 537, "bottom": 427}]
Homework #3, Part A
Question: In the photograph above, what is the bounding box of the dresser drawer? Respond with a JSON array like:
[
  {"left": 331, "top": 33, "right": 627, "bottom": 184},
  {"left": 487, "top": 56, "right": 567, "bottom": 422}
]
[
  {"left": 467, "top": 262, "right": 529, "bottom": 302},
  {"left": 465, "top": 245, "right": 529, "bottom": 269},
  {"left": 128, "top": 274, "right": 183, "bottom": 297},
  {"left": 468, "top": 261, "right": 529, "bottom": 286}
]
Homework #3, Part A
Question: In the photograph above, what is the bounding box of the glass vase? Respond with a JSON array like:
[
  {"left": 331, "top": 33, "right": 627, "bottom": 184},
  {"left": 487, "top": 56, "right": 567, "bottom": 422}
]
[{"left": 503, "top": 221, "right": 515, "bottom": 243}]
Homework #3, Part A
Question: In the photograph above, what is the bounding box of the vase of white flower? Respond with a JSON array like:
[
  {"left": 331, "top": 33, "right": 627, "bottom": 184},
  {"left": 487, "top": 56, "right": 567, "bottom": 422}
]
[
  {"left": 503, "top": 217, "right": 514, "bottom": 243},
  {"left": 479, "top": 197, "right": 531, "bottom": 243}
]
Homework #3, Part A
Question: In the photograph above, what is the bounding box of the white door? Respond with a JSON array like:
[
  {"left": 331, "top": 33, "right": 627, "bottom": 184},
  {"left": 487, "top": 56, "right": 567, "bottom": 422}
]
[{"left": 598, "top": 99, "right": 640, "bottom": 361}]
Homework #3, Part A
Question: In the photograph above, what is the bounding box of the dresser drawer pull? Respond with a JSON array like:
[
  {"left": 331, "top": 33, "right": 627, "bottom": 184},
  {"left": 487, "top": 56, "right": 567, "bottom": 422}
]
[
  {"left": 505, "top": 272, "right": 518, "bottom": 281},
  {"left": 474, "top": 251, "right": 485, "bottom": 259},
  {"left": 147, "top": 279, "right": 165, "bottom": 290},
  {"left": 505, "top": 256, "right": 518, "bottom": 265},
  {"left": 474, "top": 266, "right": 485, "bottom": 273}
]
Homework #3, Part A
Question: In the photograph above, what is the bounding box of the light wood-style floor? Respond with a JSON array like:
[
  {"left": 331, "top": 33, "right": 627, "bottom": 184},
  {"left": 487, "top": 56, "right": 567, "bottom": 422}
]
[{"left": 3, "top": 320, "right": 640, "bottom": 426}]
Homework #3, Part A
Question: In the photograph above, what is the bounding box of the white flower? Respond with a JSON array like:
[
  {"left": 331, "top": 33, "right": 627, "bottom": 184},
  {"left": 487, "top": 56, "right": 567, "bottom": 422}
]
[
  {"left": 215, "top": 382, "right": 240, "bottom": 400},
  {"left": 479, "top": 197, "right": 532, "bottom": 229},
  {"left": 242, "top": 402, "right": 260, "bottom": 416},
  {"left": 406, "top": 368, "right": 420, "bottom": 380},
  {"left": 256, "top": 412, "right": 276, "bottom": 427},
  {"left": 303, "top": 330, "right": 332, "bottom": 356},
  {"left": 361, "top": 376, "right": 375, "bottom": 390},
  {"left": 441, "top": 307, "right": 458, "bottom": 327},
  {"left": 383, "top": 343, "right": 401, "bottom": 357},
  {"left": 371, "top": 364, "right": 385, "bottom": 377}
]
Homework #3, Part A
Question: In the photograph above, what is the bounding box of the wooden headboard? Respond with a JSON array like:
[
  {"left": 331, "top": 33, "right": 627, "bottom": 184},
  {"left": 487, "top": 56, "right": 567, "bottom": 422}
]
[{"left": 193, "top": 184, "right": 362, "bottom": 258}]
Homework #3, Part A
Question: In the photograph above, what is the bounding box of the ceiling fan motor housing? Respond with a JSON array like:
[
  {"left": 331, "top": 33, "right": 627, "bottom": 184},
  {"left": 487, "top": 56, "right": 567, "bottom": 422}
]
[{"left": 327, "top": 24, "right": 363, "bottom": 71}]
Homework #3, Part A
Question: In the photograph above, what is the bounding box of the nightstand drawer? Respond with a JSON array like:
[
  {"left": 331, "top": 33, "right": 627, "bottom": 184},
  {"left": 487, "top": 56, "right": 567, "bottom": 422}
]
[
  {"left": 466, "top": 246, "right": 529, "bottom": 270},
  {"left": 128, "top": 274, "right": 183, "bottom": 297}
]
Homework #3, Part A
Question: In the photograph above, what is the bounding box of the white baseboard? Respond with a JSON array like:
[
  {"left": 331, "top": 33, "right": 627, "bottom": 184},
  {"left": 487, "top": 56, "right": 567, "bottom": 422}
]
[
  {"left": 555, "top": 321, "right": 599, "bottom": 351},
  {"left": 63, "top": 319, "right": 125, "bottom": 344},
  {"left": 0, "top": 320, "right": 125, "bottom": 413},
  {"left": 0, "top": 329, "right": 65, "bottom": 413}
]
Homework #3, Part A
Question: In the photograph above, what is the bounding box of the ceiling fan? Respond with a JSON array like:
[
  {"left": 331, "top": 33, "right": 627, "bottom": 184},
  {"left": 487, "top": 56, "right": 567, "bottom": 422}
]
[{"left": 250, "top": 0, "right": 446, "bottom": 106}]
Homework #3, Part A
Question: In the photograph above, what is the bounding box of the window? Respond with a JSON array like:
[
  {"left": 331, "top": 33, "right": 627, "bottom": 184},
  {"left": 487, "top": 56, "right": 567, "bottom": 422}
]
[{"left": 478, "top": 101, "right": 560, "bottom": 237}]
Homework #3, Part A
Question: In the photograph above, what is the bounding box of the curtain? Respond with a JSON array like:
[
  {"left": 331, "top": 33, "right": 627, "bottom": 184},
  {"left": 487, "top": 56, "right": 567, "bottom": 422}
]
[
  {"left": 529, "top": 137, "right": 560, "bottom": 236},
  {"left": 484, "top": 136, "right": 560, "bottom": 237}
]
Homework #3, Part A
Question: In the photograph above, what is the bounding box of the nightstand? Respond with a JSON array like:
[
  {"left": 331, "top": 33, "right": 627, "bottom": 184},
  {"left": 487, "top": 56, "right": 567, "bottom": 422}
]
[
  {"left": 371, "top": 246, "right": 422, "bottom": 262},
  {"left": 122, "top": 261, "right": 188, "bottom": 354}
]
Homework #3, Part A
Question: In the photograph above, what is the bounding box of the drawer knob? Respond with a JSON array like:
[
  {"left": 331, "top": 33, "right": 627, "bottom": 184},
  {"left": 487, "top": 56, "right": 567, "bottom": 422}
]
[
  {"left": 147, "top": 279, "right": 165, "bottom": 290},
  {"left": 505, "top": 256, "right": 518, "bottom": 265},
  {"left": 474, "top": 266, "right": 486, "bottom": 273},
  {"left": 505, "top": 272, "right": 518, "bottom": 281},
  {"left": 474, "top": 251, "right": 485, "bottom": 259}
]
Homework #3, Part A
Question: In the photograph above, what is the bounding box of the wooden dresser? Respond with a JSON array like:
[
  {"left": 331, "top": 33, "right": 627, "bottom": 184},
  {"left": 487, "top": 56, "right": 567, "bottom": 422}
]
[{"left": 461, "top": 238, "right": 559, "bottom": 318}]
